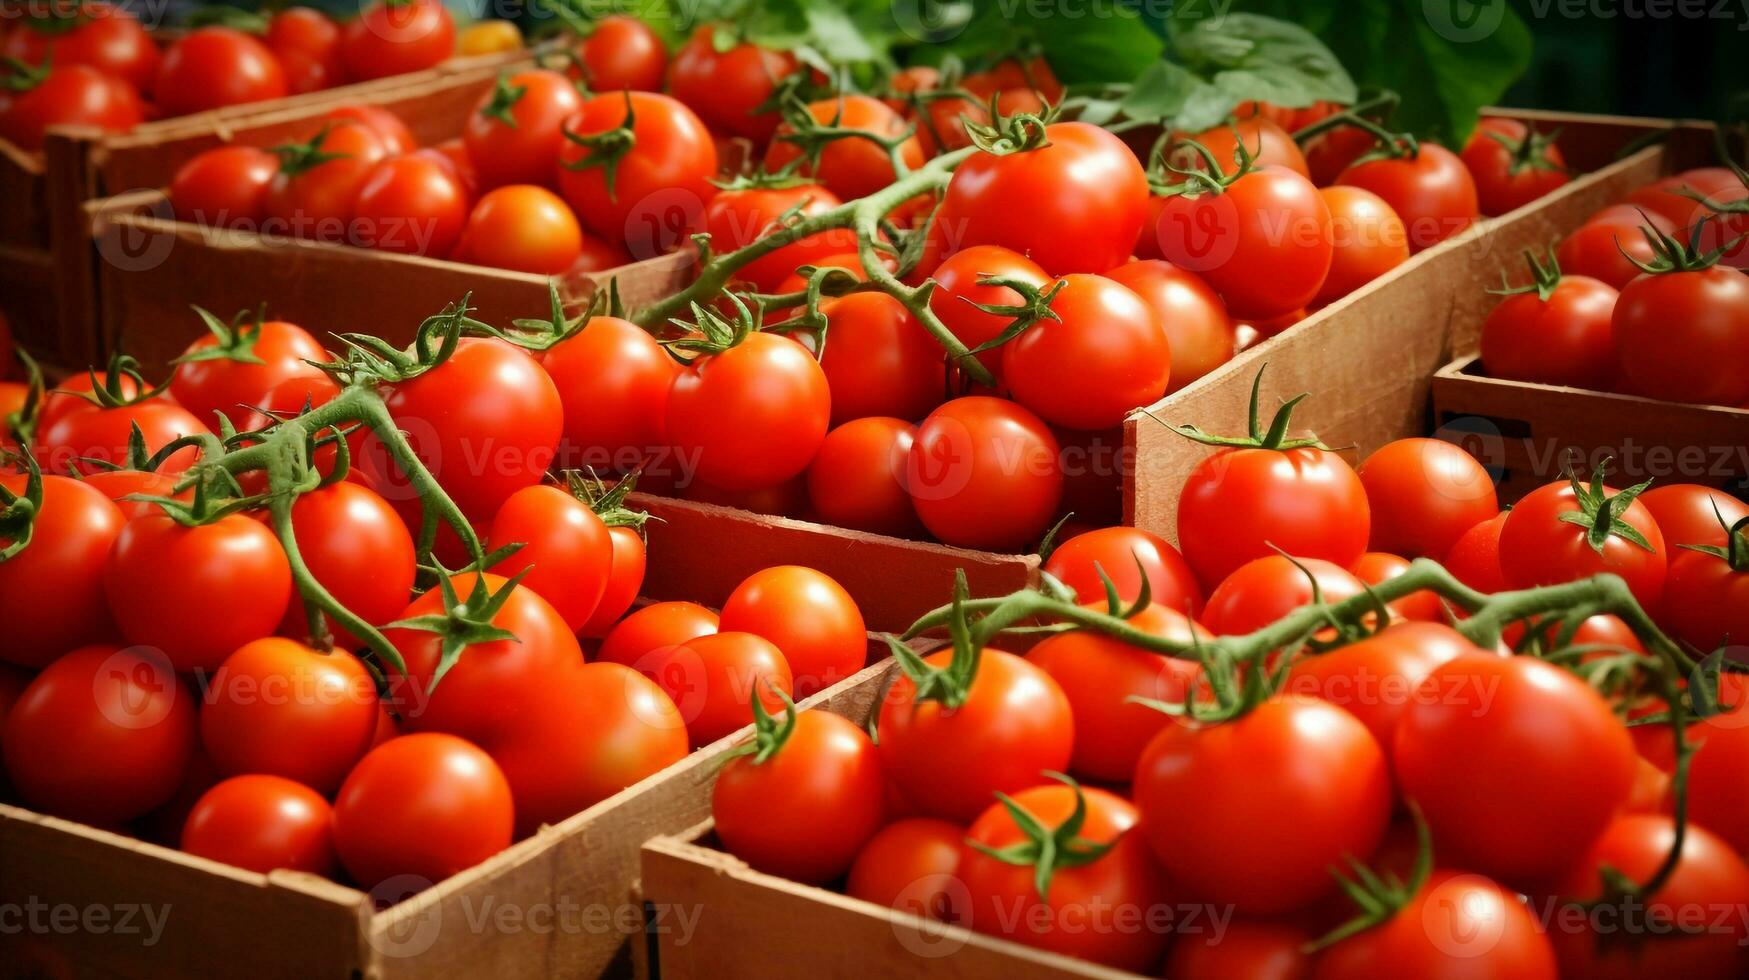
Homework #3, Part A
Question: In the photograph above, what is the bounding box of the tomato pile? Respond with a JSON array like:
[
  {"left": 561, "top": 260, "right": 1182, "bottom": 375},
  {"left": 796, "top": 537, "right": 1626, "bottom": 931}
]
[
  {"left": 705, "top": 379, "right": 1749, "bottom": 978},
  {"left": 1479, "top": 161, "right": 1749, "bottom": 407},
  {"left": 0, "top": 0, "right": 474, "bottom": 151},
  {"left": 0, "top": 307, "right": 874, "bottom": 893}
]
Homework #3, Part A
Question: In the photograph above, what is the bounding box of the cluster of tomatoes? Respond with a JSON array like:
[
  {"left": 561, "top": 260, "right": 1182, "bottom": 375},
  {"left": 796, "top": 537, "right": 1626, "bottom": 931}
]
[
  {"left": 1480, "top": 161, "right": 1749, "bottom": 407},
  {"left": 0, "top": 0, "right": 462, "bottom": 151}
]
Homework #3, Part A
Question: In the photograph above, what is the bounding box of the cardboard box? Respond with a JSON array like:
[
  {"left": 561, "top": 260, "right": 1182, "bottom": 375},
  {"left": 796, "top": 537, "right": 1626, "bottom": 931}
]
[{"left": 0, "top": 630, "right": 916, "bottom": 979}]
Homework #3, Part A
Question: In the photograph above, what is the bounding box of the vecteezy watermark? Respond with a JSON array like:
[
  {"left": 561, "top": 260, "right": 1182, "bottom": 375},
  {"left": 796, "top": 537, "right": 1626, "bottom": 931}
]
[
  {"left": 1424, "top": 0, "right": 1749, "bottom": 41},
  {"left": 0, "top": 898, "right": 171, "bottom": 948},
  {"left": 891, "top": 894, "right": 1234, "bottom": 959},
  {"left": 366, "top": 879, "right": 701, "bottom": 960},
  {"left": 1438, "top": 419, "right": 1749, "bottom": 486}
]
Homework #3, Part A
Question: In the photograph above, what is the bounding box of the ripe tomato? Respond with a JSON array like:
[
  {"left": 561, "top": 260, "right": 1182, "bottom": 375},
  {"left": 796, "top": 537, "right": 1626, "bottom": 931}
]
[
  {"left": 2, "top": 4, "right": 159, "bottom": 92},
  {"left": 351, "top": 155, "right": 469, "bottom": 257},
  {"left": 700, "top": 183, "right": 852, "bottom": 293},
  {"left": 1002, "top": 274, "right": 1171, "bottom": 431},
  {"left": 458, "top": 184, "right": 584, "bottom": 274},
  {"left": 1156, "top": 163, "right": 1332, "bottom": 321},
  {"left": 667, "top": 25, "right": 796, "bottom": 141},
  {"left": 596, "top": 601, "right": 719, "bottom": 672},
  {"left": 1627, "top": 167, "right": 1740, "bottom": 226},
  {"left": 1337, "top": 143, "right": 1478, "bottom": 251},
  {"left": 1042, "top": 525, "right": 1202, "bottom": 616},
  {"left": 105, "top": 510, "right": 292, "bottom": 671},
  {"left": 1029, "top": 600, "right": 1207, "bottom": 782},
  {"left": 719, "top": 565, "right": 866, "bottom": 697},
  {"left": 1286, "top": 621, "right": 1483, "bottom": 750},
  {"left": 1134, "top": 695, "right": 1392, "bottom": 914},
  {"left": 877, "top": 647, "right": 1072, "bottom": 821},
  {"left": 541, "top": 316, "right": 678, "bottom": 472},
  {"left": 644, "top": 631, "right": 792, "bottom": 748},
  {"left": 323, "top": 104, "right": 417, "bottom": 155},
  {"left": 805, "top": 417, "right": 922, "bottom": 537},
  {"left": 905, "top": 396, "right": 1063, "bottom": 551},
  {"left": 1177, "top": 116, "right": 1309, "bottom": 178},
  {"left": 1314, "top": 871, "right": 1557, "bottom": 979},
  {"left": 765, "top": 94, "right": 925, "bottom": 201},
  {"left": 360, "top": 336, "right": 561, "bottom": 522},
  {"left": 170, "top": 318, "right": 325, "bottom": 431},
  {"left": 340, "top": 0, "right": 453, "bottom": 82},
  {"left": 925, "top": 244, "right": 1051, "bottom": 385},
  {"left": 1461, "top": 117, "right": 1571, "bottom": 216},
  {"left": 1548, "top": 815, "right": 1749, "bottom": 980},
  {"left": 1201, "top": 555, "right": 1366, "bottom": 636},
  {"left": 1480, "top": 268, "right": 1619, "bottom": 390},
  {"left": 667, "top": 331, "right": 829, "bottom": 493},
  {"left": 1394, "top": 655, "right": 1635, "bottom": 885},
  {"left": 1443, "top": 511, "right": 1510, "bottom": 594},
  {"left": 3, "top": 644, "right": 196, "bottom": 823},
  {"left": 1103, "top": 259, "right": 1234, "bottom": 393},
  {"left": 1638, "top": 484, "right": 1749, "bottom": 549},
  {"left": 278, "top": 480, "right": 414, "bottom": 647},
  {"left": 1305, "top": 122, "right": 1380, "bottom": 187},
  {"left": 960, "top": 781, "right": 1173, "bottom": 971},
  {"left": 1662, "top": 539, "right": 1749, "bottom": 656},
  {"left": 464, "top": 70, "right": 583, "bottom": 190},
  {"left": 573, "top": 15, "right": 666, "bottom": 92},
  {"left": 1350, "top": 551, "right": 1445, "bottom": 621},
  {"left": 1557, "top": 204, "right": 1677, "bottom": 290},
  {"left": 201, "top": 638, "right": 378, "bottom": 794},
  {"left": 1165, "top": 918, "right": 1314, "bottom": 980},
  {"left": 384, "top": 573, "right": 581, "bottom": 746},
  {"left": 1498, "top": 471, "right": 1667, "bottom": 612},
  {"left": 938, "top": 122, "right": 1148, "bottom": 276},
  {"left": 1315, "top": 186, "right": 1409, "bottom": 304},
  {"left": 0, "top": 472, "right": 123, "bottom": 667},
  {"left": 1614, "top": 263, "right": 1749, "bottom": 406},
  {"left": 817, "top": 292, "right": 946, "bottom": 425},
  {"left": 713, "top": 707, "right": 885, "bottom": 883},
  {"left": 579, "top": 524, "right": 646, "bottom": 638},
  {"left": 332, "top": 733, "right": 512, "bottom": 890},
  {"left": 557, "top": 91, "right": 717, "bottom": 260},
  {"left": 33, "top": 391, "right": 206, "bottom": 477},
  {"left": 0, "top": 63, "right": 142, "bottom": 150},
  {"left": 485, "top": 485, "right": 612, "bottom": 632},
  {"left": 265, "top": 7, "right": 343, "bottom": 94},
  {"left": 846, "top": 818, "right": 966, "bottom": 922},
  {"left": 1687, "top": 719, "right": 1749, "bottom": 854},
  {"left": 155, "top": 27, "right": 287, "bottom": 116},
  {"left": 170, "top": 146, "right": 279, "bottom": 229},
  {"left": 1359, "top": 437, "right": 1500, "bottom": 559},
  {"left": 181, "top": 774, "right": 338, "bottom": 876},
  {"left": 262, "top": 122, "right": 390, "bottom": 243}
]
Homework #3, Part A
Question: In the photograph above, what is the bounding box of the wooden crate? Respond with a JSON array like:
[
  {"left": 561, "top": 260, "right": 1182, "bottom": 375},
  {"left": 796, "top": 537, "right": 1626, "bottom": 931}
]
[
  {"left": 1430, "top": 354, "right": 1749, "bottom": 502},
  {"left": 1121, "top": 112, "right": 1718, "bottom": 544},
  {"left": 0, "top": 628, "right": 915, "bottom": 979}
]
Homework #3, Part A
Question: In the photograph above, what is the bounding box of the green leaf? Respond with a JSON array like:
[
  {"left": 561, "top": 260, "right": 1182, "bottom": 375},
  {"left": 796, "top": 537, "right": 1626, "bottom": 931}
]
[
  {"left": 1169, "top": 14, "right": 1356, "bottom": 130},
  {"left": 902, "top": 0, "right": 1163, "bottom": 85}
]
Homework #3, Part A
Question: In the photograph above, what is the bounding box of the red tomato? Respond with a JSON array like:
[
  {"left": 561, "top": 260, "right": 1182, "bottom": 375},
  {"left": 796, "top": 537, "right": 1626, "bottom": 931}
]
[
  {"left": 1176, "top": 116, "right": 1310, "bottom": 178},
  {"left": 765, "top": 94, "right": 925, "bottom": 201},
  {"left": 1662, "top": 542, "right": 1749, "bottom": 657},
  {"left": 905, "top": 396, "right": 1063, "bottom": 551},
  {"left": 595, "top": 601, "right": 719, "bottom": 672},
  {"left": 877, "top": 647, "right": 1072, "bottom": 821},
  {"left": 1614, "top": 263, "right": 1749, "bottom": 406},
  {"left": 719, "top": 565, "right": 866, "bottom": 697},
  {"left": 960, "top": 781, "right": 1173, "bottom": 971},
  {"left": 262, "top": 122, "right": 390, "bottom": 243},
  {"left": 1286, "top": 621, "right": 1483, "bottom": 750},
  {"left": 667, "top": 25, "right": 795, "bottom": 141},
  {"left": 573, "top": 15, "right": 667, "bottom": 92},
  {"left": 464, "top": 70, "right": 583, "bottom": 190},
  {"left": 181, "top": 774, "right": 338, "bottom": 876},
  {"left": 1, "top": 3, "right": 159, "bottom": 92},
  {"left": 458, "top": 184, "right": 584, "bottom": 274},
  {"left": 1627, "top": 167, "right": 1740, "bottom": 226},
  {"left": 1498, "top": 471, "right": 1667, "bottom": 612},
  {"left": 170, "top": 318, "right": 325, "bottom": 431},
  {"left": 713, "top": 707, "right": 886, "bottom": 883},
  {"left": 1638, "top": 484, "right": 1749, "bottom": 549},
  {"left": 1548, "top": 815, "right": 1749, "bottom": 980},
  {"left": 1002, "top": 273, "right": 1172, "bottom": 431},
  {"left": 279, "top": 481, "right": 414, "bottom": 648},
  {"left": 1480, "top": 268, "right": 1619, "bottom": 390},
  {"left": 1305, "top": 123, "right": 1379, "bottom": 187},
  {"left": 1461, "top": 117, "right": 1571, "bottom": 216},
  {"left": 557, "top": 91, "right": 717, "bottom": 260},
  {"left": 938, "top": 121, "right": 1148, "bottom": 276},
  {"left": 1313, "top": 871, "right": 1557, "bottom": 979},
  {"left": 155, "top": 28, "right": 287, "bottom": 116},
  {"left": 0, "top": 472, "right": 123, "bottom": 667},
  {"left": 201, "top": 638, "right": 378, "bottom": 794},
  {"left": 817, "top": 292, "right": 946, "bottom": 426},
  {"left": 0, "top": 63, "right": 141, "bottom": 150},
  {"left": 105, "top": 510, "right": 292, "bottom": 672},
  {"left": 1337, "top": 143, "right": 1478, "bottom": 251},
  {"left": 1315, "top": 185, "right": 1409, "bottom": 304},
  {"left": 700, "top": 183, "right": 852, "bottom": 293},
  {"left": 1104, "top": 259, "right": 1235, "bottom": 393},
  {"left": 1349, "top": 551, "right": 1445, "bottom": 621},
  {"left": 1156, "top": 164, "right": 1333, "bottom": 321},
  {"left": 925, "top": 244, "right": 1051, "bottom": 385},
  {"left": 1558, "top": 204, "right": 1678, "bottom": 291},
  {"left": 805, "top": 417, "right": 922, "bottom": 537},
  {"left": 332, "top": 733, "right": 512, "bottom": 890},
  {"left": 1688, "top": 719, "right": 1749, "bottom": 854},
  {"left": 1042, "top": 525, "right": 1202, "bottom": 617},
  {"left": 77, "top": 467, "right": 186, "bottom": 522},
  {"left": 1202, "top": 555, "right": 1366, "bottom": 636},
  {"left": 3, "top": 644, "right": 196, "bottom": 823},
  {"left": 541, "top": 316, "right": 678, "bottom": 472},
  {"left": 845, "top": 818, "right": 966, "bottom": 922},
  {"left": 322, "top": 104, "right": 417, "bottom": 155},
  {"left": 644, "top": 630, "right": 792, "bottom": 748},
  {"left": 340, "top": 0, "right": 454, "bottom": 81},
  {"left": 1394, "top": 655, "right": 1635, "bottom": 885},
  {"left": 1359, "top": 437, "right": 1500, "bottom": 559},
  {"left": 266, "top": 7, "right": 343, "bottom": 94},
  {"left": 1443, "top": 511, "right": 1510, "bottom": 594},
  {"left": 485, "top": 484, "right": 612, "bottom": 632},
  {"left": 667, "top": 331, "right": 829, "bottom": 493},
  {"left": 579, "top": 524, "right": 646, "bottom": 638},
  {"left": 33, "top": 392, "right": 206, "bottom": 477},
  {"left": 351, "top": 155, "right": 469, "bottom": 257},
  {"left": 1028, "top": 600, "right": 1207, "bottom": 782},
  {"left": 169, "top": 146, "right": 279, "bottom": 229},
  {"left": 1165, "top": 919, "right": 1314, "bottom": 980},
  {"left": 1133, "top": 696, "right": 1393, "bottom": 914}
]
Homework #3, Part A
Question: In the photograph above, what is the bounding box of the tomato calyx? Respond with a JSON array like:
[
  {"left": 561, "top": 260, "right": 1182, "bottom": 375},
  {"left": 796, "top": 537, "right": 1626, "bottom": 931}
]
[
  {"left": 1307, "top": 808, "right": 1434, "bottom": 952},
  {"left": 182, "top": 4, "right": 269, "bottom": 33},
  {"left": 961, "top": 276, "right": 1066, "bottom": 355},
  {"left": 722, "top": 683, "right": 799, "bottom": 766},
  {"left": 1152, "top": 131, "right": 1259, "bottom": 197},
  {"left": 886, "top": 570, "right": 985, "bottom": 710},
  {"left": 564, "top": 466, "right": 651, "bottom": 533},
  {"left": 1678, "top": 511, "right": 1749, "bottom": 573},
  {"left": 0, "top": 446, "right": 44, "bottom": 561},
  {"left": 560, "top": 91, "right": 638, "bottom": 202},
  {"left": 172, "top": 306, "right": 273, "bottom": 369},
  {"left": 1672, "top": 129, "right": 1749, "bottom": 218},
  {"left": 1488, "top": 246, "right": 1565, "bottom": 302},
  {"left": 0, "top": 55, "right": 51, "bottom": 94},
  {"left": 1621, "top": 212, "right": 1744, "bottom": 275},
  {"left": 1489, "top": 123, "right": 1567, "bottom": 176},
  {"left": 962, "top": 99, "right": 1054, "bottom": 157},
  {"left": 1167, "top": 365, "right": 1330, "bottom": 451},
  {"left": 327, "top": 296, "right": 489, "bottom": 385},
  {"left": 270, "top": 126, "right": 353, "bottom": 180},
  {"left": 381, "top": 567, "right": 528, "bottom": 693},
  {"left": 770, "top": 93, "right": 917, "bottom": 179},
  {"left": 479, "top": 72, "right": 528, "bottom": 128},
  {"left": 967, "top": 771, "right": 1117, "bottom": 900},
  {"left": 2, "top": 347, "right": 43, "bottom": 446},
  {"left": 1555, "top": 460, "right": 1656, "bottom": 555},
  {"left": 63, "top": 353, "right": 167, "bottom": 410},
  {"left": 662, "top": 294, "right": 763, "bottom": 365}
]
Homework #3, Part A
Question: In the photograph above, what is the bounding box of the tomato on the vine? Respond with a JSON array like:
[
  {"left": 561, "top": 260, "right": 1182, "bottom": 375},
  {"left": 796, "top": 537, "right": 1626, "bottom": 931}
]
[
  {"left": 0, "top": 472, "right": 123, "bottom": 667},
  {"left": 765, "top": 94, "right": 925, "bottom": 202},
  {"left": 201, "top": 639, "right": 377, "bottom": 794},
  {"left": 571, "top": 15, "right": 667, "bottom": 92},
  {"left": 340, "top": 0, "right": 454, "bottom": 82},
  {"left": 351, "top": 155, "right": 469, "bottom": 257},
  {"left": 1041, "top": 525, "right": 1202, "bottom": 617},
  {"left": 925, "top": 244, "right": 1050, "bottom": 385},
  {"left": 557, "top": 91, "right": 718, "bottom": 260},
  {"left": 1461, "top": 117, "right": 1570, "bottom": 216},
  {"left": 1557, "top": 204, "right": 1676, "bottom": 291},
  {"left": 34, "top": 388, "right": 207, "bottom": 477},
  {"left": 1002, "top": 274, "right": 1172, "bottom": 431},
  {"left": 281, "top": 480, "right": 415, "bottom": 648},
  {"left": 485, "top": 484, "right": 612, "bottom": 633},
  {"left": 643, "top": 630, "right": 792, "bottom": 748},
  {"left": 1104, "top": 259, "right": 1235, "bottom": 393},
  {"left": 817, "top": 292, "right": 946, "bottom": 426},
  {"left": 1156, "top": 162, "right": 1332, "bottom": 321},
  {"left": 667, "top": 331, "right": 830, "bottom": 493},
  {"left": 667, "top": 25, "right": 796, "bottom": 142},
  {"left": 1336, "top": 143, "right": 1478, "bottom": 252},
  {"left": 0, "top": 63, "right": 142, "bottom": 150},
  {"left": 1313, "top": 871, "right": 1558, "bottom": 979},
  {"left": 1286, "top": 621, "right": 1484, "bottom": 750},
  {"left": 699, "top": 182, "right": 852, "bottom": 293},
  {"left": 805, "top": 417, "right": 922, "bottom": 537},
  {"left": 1315, "top": 185, "right": 1409, "bottom": 304},
  {"left": 1176, "top": 117, "right": 1309, "bottom": 178},
  {"left": 542, "top": 315, "right": 679, "bottom": 472},
  {"left": 1637, "top": 484, "right": 1749, "bottom": 549},
  {"left": 464, "top": 70, "right": 583, "bottom": 190},
  {"left": 905, "top": 396, "right": 1063, "bottom": 551},
  {"left": 1498, "top": 467, "right": 1667, "bottom": 612},
  {"left": 1479, "top": 257, "right": 1619, "bottom": 390},
  {"left": 1350, "top": 551, "right": 1446, "bottom": 622},
  {"left": 170, "top": 317, "right": 326, "bottom": 431},
  {"left": 1201, "top": 555, "right": 1366, "bottom": 636}
]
